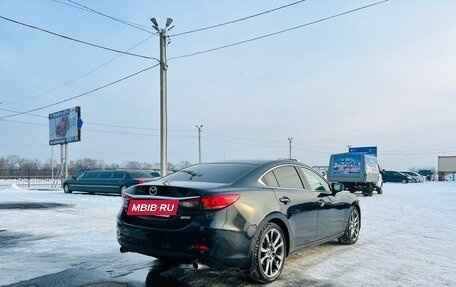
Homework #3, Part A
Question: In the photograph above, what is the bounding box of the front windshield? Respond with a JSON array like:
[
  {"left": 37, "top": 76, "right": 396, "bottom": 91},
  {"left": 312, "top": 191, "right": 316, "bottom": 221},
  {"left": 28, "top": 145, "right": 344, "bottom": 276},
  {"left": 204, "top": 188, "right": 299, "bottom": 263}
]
[{"left": 162, "top": 163, "right": 256, "bottom": 184}]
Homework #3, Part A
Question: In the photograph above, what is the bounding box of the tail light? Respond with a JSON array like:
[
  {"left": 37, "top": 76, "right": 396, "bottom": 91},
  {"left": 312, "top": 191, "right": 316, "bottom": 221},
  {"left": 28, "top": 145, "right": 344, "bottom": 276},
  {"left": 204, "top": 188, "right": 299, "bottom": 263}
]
[
  {"left": 138, "top": 179, "right": 145, "bottom": 184},
  {"left": 180, "top": 194, "right": 240, "bottom": 211},
  {"left": 122, "top": 192, "right": 132, "bottom": 209}
]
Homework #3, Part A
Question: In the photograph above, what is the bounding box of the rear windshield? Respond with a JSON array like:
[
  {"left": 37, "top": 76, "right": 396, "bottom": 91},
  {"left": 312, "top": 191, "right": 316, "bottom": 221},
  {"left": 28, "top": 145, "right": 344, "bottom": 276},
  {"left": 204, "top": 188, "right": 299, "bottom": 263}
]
[{"left": 162, "top": 163, "right": 256, "bottom": 183}]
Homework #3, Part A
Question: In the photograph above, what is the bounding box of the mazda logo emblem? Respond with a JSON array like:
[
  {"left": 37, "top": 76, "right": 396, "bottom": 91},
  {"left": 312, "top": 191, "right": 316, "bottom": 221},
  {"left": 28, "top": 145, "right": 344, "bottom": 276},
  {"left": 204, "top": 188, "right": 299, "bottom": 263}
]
[{"left": 149, "top": 186, "right": 158, "bottom": 195}]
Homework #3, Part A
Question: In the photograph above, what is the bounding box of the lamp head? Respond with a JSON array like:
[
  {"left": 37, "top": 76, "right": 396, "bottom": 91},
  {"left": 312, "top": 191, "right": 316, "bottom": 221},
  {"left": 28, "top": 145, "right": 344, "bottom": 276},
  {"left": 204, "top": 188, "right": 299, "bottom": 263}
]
[
  {"left": 165, "top": 18, "right": 173, "bottom": 27},
  {"left": 150, "top": 18, "right": 158, "bottom": 27}
]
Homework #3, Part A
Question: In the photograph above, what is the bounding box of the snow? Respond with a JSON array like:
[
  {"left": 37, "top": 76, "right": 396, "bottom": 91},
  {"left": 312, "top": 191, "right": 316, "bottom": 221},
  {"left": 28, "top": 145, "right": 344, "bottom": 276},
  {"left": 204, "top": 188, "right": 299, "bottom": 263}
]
[{"left": 0, "top": 182, "right": 455, "bottom": 286}]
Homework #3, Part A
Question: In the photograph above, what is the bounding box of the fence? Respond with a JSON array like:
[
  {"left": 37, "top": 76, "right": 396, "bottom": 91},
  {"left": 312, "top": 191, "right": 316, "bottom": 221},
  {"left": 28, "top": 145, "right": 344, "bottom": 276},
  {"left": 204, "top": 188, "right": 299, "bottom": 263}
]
[{"left": 0, "top": 169, "right": 76, "bottom": 189}]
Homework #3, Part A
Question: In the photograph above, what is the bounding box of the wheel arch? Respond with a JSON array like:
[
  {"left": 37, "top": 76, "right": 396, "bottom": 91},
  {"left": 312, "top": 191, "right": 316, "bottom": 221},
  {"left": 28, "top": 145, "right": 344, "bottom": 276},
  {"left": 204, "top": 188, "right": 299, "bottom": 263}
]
[{"left": 249, "top": 212, "right": 292, "bottom": 258}]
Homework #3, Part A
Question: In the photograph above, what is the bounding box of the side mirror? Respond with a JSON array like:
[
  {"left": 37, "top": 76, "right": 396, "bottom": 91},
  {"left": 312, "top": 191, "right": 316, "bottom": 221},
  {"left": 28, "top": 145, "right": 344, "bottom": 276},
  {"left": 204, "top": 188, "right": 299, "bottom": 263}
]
[{"left": 332, "top": 182, "right": 344, "bottom": 192}]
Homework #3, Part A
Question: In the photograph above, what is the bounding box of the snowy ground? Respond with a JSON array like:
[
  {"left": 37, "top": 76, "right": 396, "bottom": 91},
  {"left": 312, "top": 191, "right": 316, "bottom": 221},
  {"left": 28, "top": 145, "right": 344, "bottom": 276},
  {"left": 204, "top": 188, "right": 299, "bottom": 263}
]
[
  {"left": 0, "top": 179, "right": 61, "bottom": 189},
  {"left": 0, "top": 182, "right": 455, "bottom": 287}
]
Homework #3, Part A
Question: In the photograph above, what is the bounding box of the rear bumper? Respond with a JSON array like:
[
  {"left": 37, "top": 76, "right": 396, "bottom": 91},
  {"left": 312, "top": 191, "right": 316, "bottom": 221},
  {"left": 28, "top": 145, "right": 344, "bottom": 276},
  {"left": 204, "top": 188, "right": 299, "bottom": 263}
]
[{"left": 116, "top": 215, "right": 252, "bottom": 269}]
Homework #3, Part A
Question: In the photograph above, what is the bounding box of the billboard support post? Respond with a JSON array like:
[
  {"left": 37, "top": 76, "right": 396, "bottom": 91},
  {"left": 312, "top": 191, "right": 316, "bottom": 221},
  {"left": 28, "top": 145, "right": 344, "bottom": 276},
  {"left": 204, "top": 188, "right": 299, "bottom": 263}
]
[
  {"left": 65, "top": 144, "right": 68, "bottom": 179},
  {"left": 60, "top": 144, "right": 64, "bottom": 180},
  {"left": 51, "top": 146, "right": 54, "bottom": 180}
]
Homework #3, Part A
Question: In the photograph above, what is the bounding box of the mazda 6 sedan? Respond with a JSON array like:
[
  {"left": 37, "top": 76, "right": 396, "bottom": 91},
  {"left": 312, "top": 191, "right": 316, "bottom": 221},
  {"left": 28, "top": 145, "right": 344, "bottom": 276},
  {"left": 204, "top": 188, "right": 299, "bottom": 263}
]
[{"left": 116, "top": 159, "right": 360, "bottom": 283}]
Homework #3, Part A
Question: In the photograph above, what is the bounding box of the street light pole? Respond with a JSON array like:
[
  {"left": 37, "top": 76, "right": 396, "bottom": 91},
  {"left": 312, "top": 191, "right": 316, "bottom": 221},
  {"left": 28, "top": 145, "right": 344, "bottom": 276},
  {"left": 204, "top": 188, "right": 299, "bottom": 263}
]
[
  {"left": 196, "top": 124, "right": 203, "bottom": 163},
  {"left": 152, "top": 18, "right": 173, "bottom": 177},
  {"left": 288, "top": 137, "right": 293, "bottom": 159}
]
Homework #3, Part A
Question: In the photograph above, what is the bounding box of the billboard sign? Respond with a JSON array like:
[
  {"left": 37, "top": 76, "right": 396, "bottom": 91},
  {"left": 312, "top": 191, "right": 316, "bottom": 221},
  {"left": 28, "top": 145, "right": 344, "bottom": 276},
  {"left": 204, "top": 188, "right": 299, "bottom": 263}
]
[
  {"left": 332, "top": 154, "right": 362, "bottom": 174},
  {"left": 49, "top": 106, "right": 82, "bottom": 145},
  {"left": 438, "top": 156, "right": 456, "bottom": 173},
  {"left": 349, "top": 146, "right": 377, "bottom": 157}
]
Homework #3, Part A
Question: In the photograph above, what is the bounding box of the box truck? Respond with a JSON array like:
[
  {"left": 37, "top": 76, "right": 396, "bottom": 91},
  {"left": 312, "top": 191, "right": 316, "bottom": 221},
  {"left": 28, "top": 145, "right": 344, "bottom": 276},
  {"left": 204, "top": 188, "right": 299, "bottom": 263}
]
[{"left": 327, "top": 152, "right": 382, "bottom": 196}]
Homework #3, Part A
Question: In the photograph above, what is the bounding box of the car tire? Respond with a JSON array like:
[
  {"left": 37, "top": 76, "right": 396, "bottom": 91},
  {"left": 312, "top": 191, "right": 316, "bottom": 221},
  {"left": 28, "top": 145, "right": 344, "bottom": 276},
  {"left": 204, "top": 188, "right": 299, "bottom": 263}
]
[
  {"left": 249, "top": 222, "right": 286, "bottom": 283},
  {"left": 338, "top": 207, "right": 360, "bottom": 245},
  {"left": 376, "top": 185, "right": 383, "bottom": 194},
  {"left": 401, "top": 179, "right": 407, "bottom": 184},
  {"left": 362, "top": 186, "right": 373, "bottom": 197},
  {"left": 63, "top": 184, "right": 72, "bottom": 194}
]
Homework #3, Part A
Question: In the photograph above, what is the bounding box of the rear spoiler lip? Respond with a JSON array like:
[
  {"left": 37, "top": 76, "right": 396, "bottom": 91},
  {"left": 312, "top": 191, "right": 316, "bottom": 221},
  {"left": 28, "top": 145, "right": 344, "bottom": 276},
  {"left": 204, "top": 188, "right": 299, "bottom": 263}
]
[{"left": 124, "top": 193, "right": 199, "bottom": 201}]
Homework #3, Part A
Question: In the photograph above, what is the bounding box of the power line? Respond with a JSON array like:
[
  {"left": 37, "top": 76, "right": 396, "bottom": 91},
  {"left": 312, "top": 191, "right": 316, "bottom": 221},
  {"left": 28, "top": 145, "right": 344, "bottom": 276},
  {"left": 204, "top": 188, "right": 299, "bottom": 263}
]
[
  {"left": 0, "top": 107, "right": 195, "bottom": 132},
  {"left": 83, "top": 128, "right": 196, "bottom": 138},
  {"left": 0, "top": 64, "right": 159, "bottom": 119},
  {"left": 0, "top": 108, "right": 44, "bottom": 118},
  {"left": 3, "top": 117, "right": 456, "bottom": 155},
  {"left": 54, "top": 0, "right": 156, "bottom": 34},
  {"left": 169, "top": 0, "right": 389, "bottom": 61},
  {"left": 203, "top": 135, "right": 286, "bottom": 148},
  {"left": 0, "top": 118, "right": 47, "bottom": 127},
  {"left": 3, "top": 35, "right": 155, "bottom": 106},
  {"left": 203, "top": 130, "right": 283, "bottom": 143},
  {"left": 0, "top": 15, "right": 158, "bottom": 61},
  {"left": 170, "top": 0, "right": 308, "bottom": 37}
]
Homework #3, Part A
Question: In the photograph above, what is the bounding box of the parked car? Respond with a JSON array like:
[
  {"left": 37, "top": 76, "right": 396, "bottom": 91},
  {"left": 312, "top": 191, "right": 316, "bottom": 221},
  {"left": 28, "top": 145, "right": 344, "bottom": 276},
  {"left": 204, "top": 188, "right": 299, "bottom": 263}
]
[
  {"left": 149, "top": 170, "right": 161, "bottom": 178},
  {"left": 401, "top": 171, "right": 424, "bottom": 183},
  {"left": 117, "top": 159, "right": 360, "bottom": 283},
  {"left": 418, "top": 169, "right": 434, "bottom": 181},
  {"left": 62, "top": 169, "right": 155, "bottom": 194},
  {"left": 381, "top": 170, "right": 413, "bottom": 183}
]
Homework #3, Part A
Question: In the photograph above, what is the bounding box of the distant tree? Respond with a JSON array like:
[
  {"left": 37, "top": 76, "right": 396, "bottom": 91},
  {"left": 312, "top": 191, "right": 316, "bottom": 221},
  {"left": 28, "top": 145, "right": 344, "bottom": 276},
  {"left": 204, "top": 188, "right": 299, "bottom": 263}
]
[
  {"left": 167, "top": 162, "right": 176, "bottom": 171},
  {"left": 0, "top": 157, "right": 7, "bottom": 169},
  {"left": 105, "top": 163, "right": 121, "bottom": 170},
  {"left": 5, "top": 155, "right": 21, "bottom": 169},
  {"left": 70, "top": 158, "right": 106, "bottom": 171},
  {"left": 175, "top": 160, "right": 191, "bottom": 170},
  {"left": 151, "top": 162, "right": 161, "bottom": 170},
  {"left": 141, "top": 162, "right": 153, "bottom": 170},
  {"left": 123, "top": 161, "right": 154, "bottom": 170},
  {"left": 41, "top": 159, "right": 58, "bottom": 170},
  {"left": 20, "top": 158, "right": 41, "bottom": 170}
]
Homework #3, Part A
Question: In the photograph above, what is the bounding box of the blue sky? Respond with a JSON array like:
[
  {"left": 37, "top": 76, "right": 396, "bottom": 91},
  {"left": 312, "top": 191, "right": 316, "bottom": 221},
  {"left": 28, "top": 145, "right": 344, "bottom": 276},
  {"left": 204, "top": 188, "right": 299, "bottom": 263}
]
[{"left": 1, "top": 0, "right": 455, "bottom": 170}]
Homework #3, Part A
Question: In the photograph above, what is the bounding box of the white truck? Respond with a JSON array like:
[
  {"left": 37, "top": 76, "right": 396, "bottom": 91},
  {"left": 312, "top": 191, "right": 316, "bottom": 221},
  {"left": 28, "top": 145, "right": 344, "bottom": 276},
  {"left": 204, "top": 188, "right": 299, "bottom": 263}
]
[{"left": 327, "top": 152, "right": 383, "bottom": 196}]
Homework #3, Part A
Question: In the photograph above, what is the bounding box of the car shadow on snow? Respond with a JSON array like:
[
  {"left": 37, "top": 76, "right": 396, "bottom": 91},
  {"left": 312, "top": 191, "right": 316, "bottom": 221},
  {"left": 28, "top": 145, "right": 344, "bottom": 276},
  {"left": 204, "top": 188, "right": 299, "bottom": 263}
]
[
  {"left": 140, "top": 247, "right": 340, "bottom": 287},
  {"left": 0, "top": 230, "right": 50, "bottom": 248},
  {"left": 0, "top": 202, "right": 73, "bottom": 210}
]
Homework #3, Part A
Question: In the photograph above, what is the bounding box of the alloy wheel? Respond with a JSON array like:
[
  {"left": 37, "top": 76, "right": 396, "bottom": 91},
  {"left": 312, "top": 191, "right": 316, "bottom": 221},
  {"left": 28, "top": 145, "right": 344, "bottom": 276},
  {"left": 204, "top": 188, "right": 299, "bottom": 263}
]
[
  {"left": 259, "top": 228, "right": 285, "bottom": 278},
  {"left": 348, "top": 209, "right": 360, "bottom": 241}
]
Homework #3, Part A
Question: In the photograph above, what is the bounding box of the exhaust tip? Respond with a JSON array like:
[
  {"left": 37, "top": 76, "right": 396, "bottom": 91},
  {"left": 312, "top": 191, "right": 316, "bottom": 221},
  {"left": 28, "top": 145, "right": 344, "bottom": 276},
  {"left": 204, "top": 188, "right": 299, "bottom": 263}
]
[
  {"left": 120, "top": 246, "right": 128, "bottom": 253},
  {"left": 193, "top": 261, "right": 203, "bottom": 270}
]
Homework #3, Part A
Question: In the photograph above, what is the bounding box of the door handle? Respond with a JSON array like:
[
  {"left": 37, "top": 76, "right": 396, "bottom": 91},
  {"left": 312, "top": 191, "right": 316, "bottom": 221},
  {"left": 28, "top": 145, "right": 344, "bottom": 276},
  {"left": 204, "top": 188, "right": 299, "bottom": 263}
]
[{"left": 279, "top": 196, "right": 290, "bottom": 204}]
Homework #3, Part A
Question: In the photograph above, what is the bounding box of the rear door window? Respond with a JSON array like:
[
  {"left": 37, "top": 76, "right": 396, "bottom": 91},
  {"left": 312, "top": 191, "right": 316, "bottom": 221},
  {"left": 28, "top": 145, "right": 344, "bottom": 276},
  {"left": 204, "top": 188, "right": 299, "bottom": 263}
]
[
  {"left": 260, "top": 171, "right": 279, "bottom": 187},
  {"left": 84, "top": 171, "right": 100, "bottom": 179},
  {"left": 99, "top": 172, "right": 114, "bottom": 179},
  {"left": 113, "top": 172, "right": 126, "bottom": 179},
  {"left": 271, "top": 166, "right": 304, "bottom": 189}
]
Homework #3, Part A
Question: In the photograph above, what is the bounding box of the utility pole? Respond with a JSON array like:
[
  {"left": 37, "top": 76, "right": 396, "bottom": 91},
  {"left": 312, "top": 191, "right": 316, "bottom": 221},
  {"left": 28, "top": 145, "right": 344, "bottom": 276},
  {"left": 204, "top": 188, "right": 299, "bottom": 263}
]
[
  {"left": 288, "top": 137, "right": 293, "bottom": 159},
  {"left": 151, "top": 18, "right": 174, "bottom": 176},
  {"left": 196, "top": 124, "right": 203, "bottom": 163}
]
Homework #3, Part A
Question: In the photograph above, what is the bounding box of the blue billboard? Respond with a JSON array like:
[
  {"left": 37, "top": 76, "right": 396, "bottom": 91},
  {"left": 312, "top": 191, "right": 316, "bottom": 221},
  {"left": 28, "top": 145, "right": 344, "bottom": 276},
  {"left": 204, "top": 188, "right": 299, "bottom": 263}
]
[{"left": 349, "top": 146, "right": 377, "bottom": 157}]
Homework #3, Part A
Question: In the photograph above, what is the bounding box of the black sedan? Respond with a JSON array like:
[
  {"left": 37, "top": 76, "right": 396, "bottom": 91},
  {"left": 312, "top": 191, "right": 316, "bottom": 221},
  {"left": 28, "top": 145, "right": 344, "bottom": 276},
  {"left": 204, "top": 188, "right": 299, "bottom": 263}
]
[{"left": 117, "top": 159, "right": 360, "bottom": 283}]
